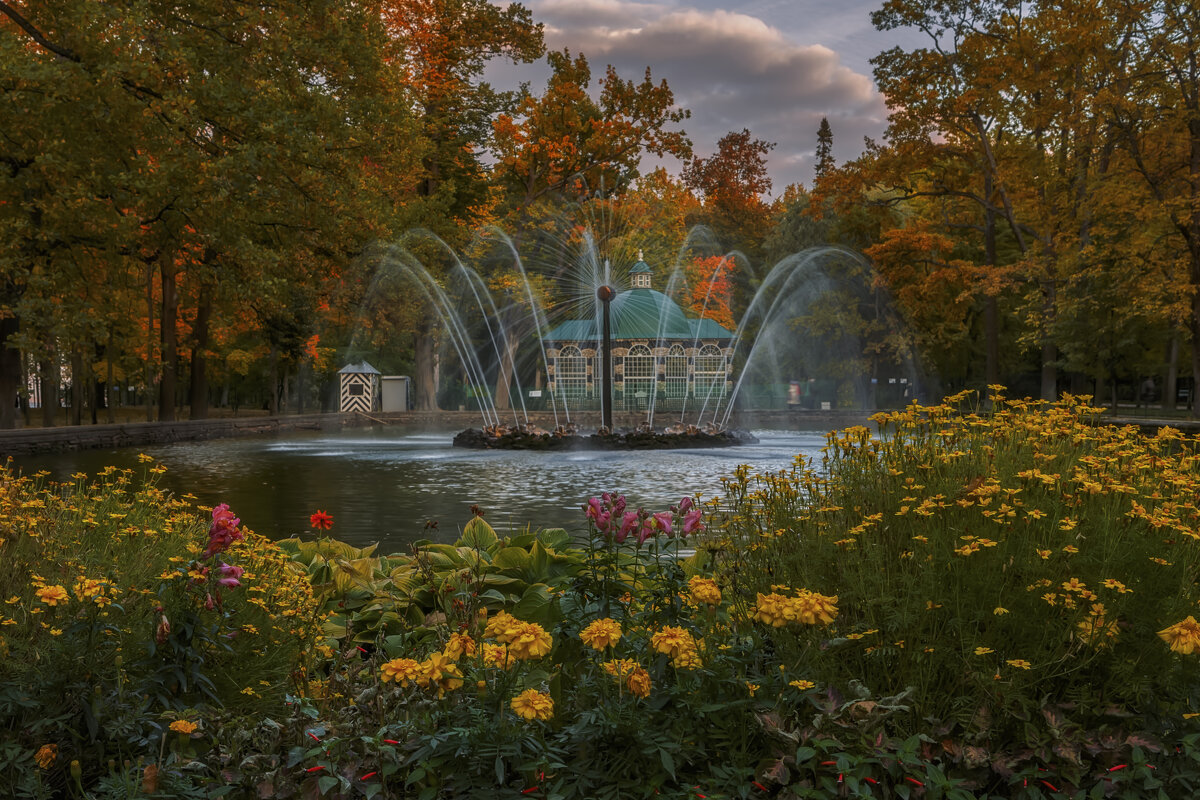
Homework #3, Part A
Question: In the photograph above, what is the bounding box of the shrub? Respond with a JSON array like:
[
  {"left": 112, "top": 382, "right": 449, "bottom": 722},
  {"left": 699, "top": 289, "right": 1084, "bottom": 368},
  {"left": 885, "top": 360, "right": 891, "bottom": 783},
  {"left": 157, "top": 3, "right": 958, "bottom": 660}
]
[
  {"left": 708, "top": 391, "right": 1200, "bottom": 794},
  {"left": 0, "top": 460, "right": 323, "bottom": 797}
]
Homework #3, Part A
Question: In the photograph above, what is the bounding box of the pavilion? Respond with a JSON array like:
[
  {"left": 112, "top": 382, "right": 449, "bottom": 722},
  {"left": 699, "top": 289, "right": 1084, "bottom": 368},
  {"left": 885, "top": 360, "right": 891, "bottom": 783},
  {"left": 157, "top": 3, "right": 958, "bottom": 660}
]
[{"left": 543, "top": 256, "right": 735, "bottom": 411}]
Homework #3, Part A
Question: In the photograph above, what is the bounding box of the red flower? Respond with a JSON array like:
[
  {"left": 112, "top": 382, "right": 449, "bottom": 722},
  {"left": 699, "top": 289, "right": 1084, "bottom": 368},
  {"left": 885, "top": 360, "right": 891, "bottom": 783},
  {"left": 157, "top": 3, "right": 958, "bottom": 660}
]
[{"left": 310, "top": 510, "right": 334, "bottom": 530}]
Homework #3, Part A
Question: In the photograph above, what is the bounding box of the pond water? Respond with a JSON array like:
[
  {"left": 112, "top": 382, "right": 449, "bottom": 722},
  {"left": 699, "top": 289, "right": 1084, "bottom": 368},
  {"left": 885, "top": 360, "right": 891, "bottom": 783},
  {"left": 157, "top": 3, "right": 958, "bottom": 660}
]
[{"left": 11, "top": 427, "right": 829, "bottom": 552}]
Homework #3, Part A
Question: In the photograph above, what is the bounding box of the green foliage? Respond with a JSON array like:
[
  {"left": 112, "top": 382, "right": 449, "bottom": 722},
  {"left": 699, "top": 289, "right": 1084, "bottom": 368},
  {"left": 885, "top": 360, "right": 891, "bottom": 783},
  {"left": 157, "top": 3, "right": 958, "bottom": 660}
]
[
  {"left": 709, "top": 391, "right": 1200, "bottom": 794},
  {"left": 0, "top": 460, "right": 323, "bottom": 796}
]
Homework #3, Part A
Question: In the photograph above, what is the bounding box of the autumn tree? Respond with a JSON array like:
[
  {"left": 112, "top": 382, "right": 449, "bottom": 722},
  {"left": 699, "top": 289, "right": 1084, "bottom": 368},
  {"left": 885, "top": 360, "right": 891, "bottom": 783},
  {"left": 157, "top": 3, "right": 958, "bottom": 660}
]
[
  {"left": 491, "top": 48, "right": 691, "bottom": 211},
  {"left": 815, "top": 117, "right": 835, "bottom": 180},
  {"left": 381, "top": 0, "right": 544, "bottom": 410},
  {"left": 683, "top": 129, "right": 774, "bottom": 241}
]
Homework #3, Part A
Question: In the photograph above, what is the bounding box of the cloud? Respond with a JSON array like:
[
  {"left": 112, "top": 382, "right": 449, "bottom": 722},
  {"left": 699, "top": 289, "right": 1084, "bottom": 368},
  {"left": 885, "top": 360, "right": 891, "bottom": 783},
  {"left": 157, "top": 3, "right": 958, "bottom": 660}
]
[{"left": 519, "top": 1, "right": 890, "bottom": 189}]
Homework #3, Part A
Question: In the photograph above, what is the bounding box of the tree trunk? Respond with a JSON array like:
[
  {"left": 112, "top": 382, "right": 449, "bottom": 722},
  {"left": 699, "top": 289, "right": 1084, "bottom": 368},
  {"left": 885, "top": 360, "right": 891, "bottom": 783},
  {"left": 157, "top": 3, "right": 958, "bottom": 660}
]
[
  {"left": 268, "top": 347, "right": 280, "bottom": 416},
  {"left": 145, "top": 261, "right": 156, "bottom": 422},
  {"left": 1192, "top": 282, "right": 1200, "bottom": 418},
  {"left": 414, "top": 315, "right": 439, "bottom": 411},
  {"left": 0, "top": 316, "right": 20, "bottom": 429},
  {"left": 493, "top": 335, "right": 521, "bottom": 422},
  {"left": 105, "top": 333, "right": 115, "bottom": 424},
  {"left": 1095, "top": 372, "right": 1106, "bottom": 408},
  {"left": 281, "top": 367, "right": 290, "bottom": 415},
  {"left": 158, "top": 260, "right": 178, "bottom": 421},
  {"left": 1164, "top": 332, "right": 1179, "bottom": 412},
  {"left": 1040, "top": 280, "right": 1057, "bottom": 401},
  {"left": 983, "top": 173, "right": 1000, "bottom": 388},
  {"left": 189, "top": 291, "right": 212, "bottom": 419},
  {"left": 39, "top": 341, "right": 57, "bottom": 427},
  {"left": 70, "top": 347, "right": 83, "bottom": 426}
]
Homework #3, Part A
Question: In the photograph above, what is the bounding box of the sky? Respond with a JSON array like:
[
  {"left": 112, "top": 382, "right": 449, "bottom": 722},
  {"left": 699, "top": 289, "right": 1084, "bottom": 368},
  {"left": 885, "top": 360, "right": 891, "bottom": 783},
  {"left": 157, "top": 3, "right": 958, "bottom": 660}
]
[{"left": 491, "top": 0, "right": 926, "bottom": 194}]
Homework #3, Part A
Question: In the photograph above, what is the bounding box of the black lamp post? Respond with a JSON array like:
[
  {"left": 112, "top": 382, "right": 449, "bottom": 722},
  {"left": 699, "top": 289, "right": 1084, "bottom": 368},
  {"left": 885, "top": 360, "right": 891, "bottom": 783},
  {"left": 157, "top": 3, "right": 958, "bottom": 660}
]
[{"left": 597, "top": 284, "right": 615, "bottom": 432}]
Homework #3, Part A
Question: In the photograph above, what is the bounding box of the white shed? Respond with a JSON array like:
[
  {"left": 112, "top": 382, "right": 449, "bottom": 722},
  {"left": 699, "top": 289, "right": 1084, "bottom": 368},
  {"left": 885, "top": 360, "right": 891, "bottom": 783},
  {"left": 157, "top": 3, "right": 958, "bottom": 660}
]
[{"left": 338, "top": 362, "right": 381, "bottom": 413}]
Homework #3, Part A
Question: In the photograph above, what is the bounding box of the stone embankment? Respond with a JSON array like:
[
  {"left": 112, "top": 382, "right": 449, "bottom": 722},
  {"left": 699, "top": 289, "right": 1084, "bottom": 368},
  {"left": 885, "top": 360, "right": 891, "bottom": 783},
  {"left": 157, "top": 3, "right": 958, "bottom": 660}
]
[
  {"left": 9, "top": 406, "right": 1180, "bottom": 456},
  {"left": 0, "top": 408, "right": 882, "bottom": 456}
]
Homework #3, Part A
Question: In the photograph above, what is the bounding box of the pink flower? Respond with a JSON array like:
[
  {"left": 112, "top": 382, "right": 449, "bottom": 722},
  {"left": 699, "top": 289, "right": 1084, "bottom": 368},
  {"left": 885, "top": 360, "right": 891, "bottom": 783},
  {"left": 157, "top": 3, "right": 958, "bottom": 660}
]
[
  {"left": 617, "top": 511, "right": 640, "bottom": 544},
  {"left": 203, "top": 503, "right": 244, "bottom": 559},
  {"left": 217, "top": 562, "right": 244, "bottom": 589},
  {"left": 682, "top": 509, "right": 704, "bottom": 535},
  {"left": 635, "top": 517, "right": 657, "bottom": 546},
  {"left": 652, "top": 511, "right": 673, "bottom": 536},
  {"left": 585, "top": 497, "right": 612, "bottom": 533},
  {"left": 677, "top": 496, "right": 693, "bottom": 514}
]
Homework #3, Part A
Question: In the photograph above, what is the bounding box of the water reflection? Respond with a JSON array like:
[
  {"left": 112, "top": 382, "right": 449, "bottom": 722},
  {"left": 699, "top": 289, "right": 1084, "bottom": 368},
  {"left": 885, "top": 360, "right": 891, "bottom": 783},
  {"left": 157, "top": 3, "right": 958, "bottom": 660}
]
[{"left": 11, "top": 428, "right": 827, "bottom": 552}]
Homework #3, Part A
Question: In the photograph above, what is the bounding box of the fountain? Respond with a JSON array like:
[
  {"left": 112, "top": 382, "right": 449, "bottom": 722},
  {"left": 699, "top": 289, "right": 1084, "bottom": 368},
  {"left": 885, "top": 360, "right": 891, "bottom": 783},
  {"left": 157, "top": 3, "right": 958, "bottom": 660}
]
[{"left": 341, "top": 227, "right": 929, "bottom": 450}]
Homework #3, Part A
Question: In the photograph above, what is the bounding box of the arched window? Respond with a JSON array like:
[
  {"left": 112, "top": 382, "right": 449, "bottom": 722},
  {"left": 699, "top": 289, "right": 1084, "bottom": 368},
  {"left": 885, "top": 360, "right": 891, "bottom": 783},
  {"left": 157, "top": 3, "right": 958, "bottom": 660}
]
[
  {"left": 623, "top": 344, "right": 654, "bottom": 409},
  {"left": 665, "top": 345, "right": 687, "bottom": 398},
  {"left": 555, "top": 346, "right": 587, "bottom": 401},
  {"left": 694, "top": 344, "right": 725, "bottom": 400}
]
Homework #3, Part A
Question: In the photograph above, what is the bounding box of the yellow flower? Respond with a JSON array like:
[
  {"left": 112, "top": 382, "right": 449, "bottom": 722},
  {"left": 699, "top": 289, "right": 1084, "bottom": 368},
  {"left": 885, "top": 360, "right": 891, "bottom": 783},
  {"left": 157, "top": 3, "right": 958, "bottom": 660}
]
[
  {"left": 745, "top": 682, "right": 760, "bottom": 696},
  {"left": 35, "top": 585, "right": 69, "bottom": 607},
  {"left": 482, "top": 643, "right": 516, "bottom": 669},
  {"left": 792, "top": 590, "right": 838, "bottom": 624},
  {"left": 1036, "top": 549, "right": 1052, "bottom": 560},
  {"left": 483, "top": 610, "right": 522, "bottom": 643},
  {"left": 602, "top": 658, "right": 638, "bottom": 678},
  {"left": 626, "top": 666, "right": 652, "bottom": 698},
  {"left": 443, "top": 633, "right": 476, "bottom": 660},
  {"left": 974, "top": 646, "right": 994, "bottom": 656},
  {"left": 580, "top": 618, "right": 622, "bottom": 650},
  {"left": 1061, "top": 577, "right": 1087, "bottom": 593},
  {"left": 510, "top": 689, "right": 554, "bottom": 721},
  {"left": 421, "top": 652, "right": 463, "bottom": 696},
  {"left": 789, "top": 679, "right": 815, "bottom": 690},
  {"left": 1103, "top": 579, "right": 1131, "bottom": 594},
  {"left": 169, "top": 720, "right": 198, "bottom": 735},
  {"left": 688, "top": 576, "right": 722, "bottom": 606},
  {"left": 507, "top": 622, "right": 553, "bottom": 660},
  {"left": 993, "top": 607, "right": 1009, "bottom": 615},
  {"left": 380, "top": 658, "right": 424, "bottom": 687},
  {"left": 1006, "top": 659, "right": 1031, "bottom": 670},
  {"left": 34, "top": 744, "right": 57, "bottom": 769},
  {"left": 650, "top": 626, "right": 697, "bottom": 660},
  {"left": 1159, "top": 616, "right": 1200, "bottom": 654}
]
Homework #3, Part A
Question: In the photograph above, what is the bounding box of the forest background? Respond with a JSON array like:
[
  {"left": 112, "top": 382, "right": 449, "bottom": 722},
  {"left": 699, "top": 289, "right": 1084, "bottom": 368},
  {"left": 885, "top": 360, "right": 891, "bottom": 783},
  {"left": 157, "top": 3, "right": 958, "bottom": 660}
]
[{"left": 2, "top": 0, "right": 1198, "bottom": 429}]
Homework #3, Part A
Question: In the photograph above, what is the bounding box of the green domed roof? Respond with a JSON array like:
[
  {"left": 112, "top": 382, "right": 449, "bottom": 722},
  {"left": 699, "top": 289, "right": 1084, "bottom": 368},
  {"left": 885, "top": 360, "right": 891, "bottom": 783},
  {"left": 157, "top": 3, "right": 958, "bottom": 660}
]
[
  {"left": 544, "top": 287, "right": 733, "bottom": 342},
  {"left": 544, "top": 254, "right": 734, "bottom": 343},
  {"left": 611, "top": 288, "right": 692, "bottom": 338}
]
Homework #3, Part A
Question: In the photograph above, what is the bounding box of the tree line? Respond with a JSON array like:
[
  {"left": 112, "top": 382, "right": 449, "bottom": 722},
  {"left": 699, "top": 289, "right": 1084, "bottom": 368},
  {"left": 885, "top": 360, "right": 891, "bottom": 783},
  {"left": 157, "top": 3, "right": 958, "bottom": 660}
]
[{"left": 2, "top": 0, "right": 1195, "bottom": 428}]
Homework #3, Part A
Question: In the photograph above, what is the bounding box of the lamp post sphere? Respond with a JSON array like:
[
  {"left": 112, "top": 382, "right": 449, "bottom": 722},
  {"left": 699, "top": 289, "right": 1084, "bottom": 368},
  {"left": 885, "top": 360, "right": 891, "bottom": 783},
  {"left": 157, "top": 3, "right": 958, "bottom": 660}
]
[{"left": 597, "top": 284, "right": 615, "bottom": 302}]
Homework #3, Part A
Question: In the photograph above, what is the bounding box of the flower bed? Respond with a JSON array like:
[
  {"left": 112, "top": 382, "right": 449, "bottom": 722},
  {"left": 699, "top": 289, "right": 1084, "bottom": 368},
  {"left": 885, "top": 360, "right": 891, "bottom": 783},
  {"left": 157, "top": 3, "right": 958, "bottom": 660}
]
[{"left": 7, "top": 393, "right": 1200, "bottom": 798}]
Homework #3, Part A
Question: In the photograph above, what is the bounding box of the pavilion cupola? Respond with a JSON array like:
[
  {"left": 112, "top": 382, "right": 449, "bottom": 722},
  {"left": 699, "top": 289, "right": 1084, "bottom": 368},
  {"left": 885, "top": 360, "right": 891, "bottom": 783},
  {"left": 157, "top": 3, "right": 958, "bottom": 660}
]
[{"left": 629, "top": 249, "right": 652, "bottom": 289}]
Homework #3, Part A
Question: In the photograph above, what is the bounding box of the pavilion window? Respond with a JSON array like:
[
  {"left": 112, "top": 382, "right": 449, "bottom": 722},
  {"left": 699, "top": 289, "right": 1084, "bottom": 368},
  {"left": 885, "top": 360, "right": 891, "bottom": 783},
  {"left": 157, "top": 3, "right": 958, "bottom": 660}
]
[
  {"left": 694, "top": 344, "right": 725, "bottom": 400},
  {"left": 624, "top": 344, "right": 654, "bottom": 409},
  {"left": 555, "top": 346, "right": 588, "bottom": 401},
  {"left": 665, "top": 345, "right": 687, "bottom": 398}
]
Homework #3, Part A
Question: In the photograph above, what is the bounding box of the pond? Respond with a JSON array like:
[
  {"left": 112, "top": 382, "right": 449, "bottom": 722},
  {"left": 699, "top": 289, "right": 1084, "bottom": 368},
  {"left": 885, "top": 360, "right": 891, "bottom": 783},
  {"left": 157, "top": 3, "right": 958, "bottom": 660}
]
[{"left": 11, "top": 427, "right": 828, "bottom": 552}]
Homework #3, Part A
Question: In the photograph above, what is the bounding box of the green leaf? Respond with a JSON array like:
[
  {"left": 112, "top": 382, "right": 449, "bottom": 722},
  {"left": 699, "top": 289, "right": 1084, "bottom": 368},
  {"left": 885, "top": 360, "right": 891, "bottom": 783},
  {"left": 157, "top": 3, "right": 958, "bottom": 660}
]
[
  {"left": 317, "top": 775, "right": 338, "bottom": 795},
  {"left": 513, "top": 583, "right": 553, "bottom": 623},
  {"left": 493, "top": 547, "right": 531, "bottom": 571},
  {"left": 795, "top": 746, "right": 817, "bottom": 764},
  {"left": 537, "top": 528, "right": 572, "bottom": 549},
  {"left": 460, "top": 515, "right": 498, "bottom": 549},
  {"left": 659, "top": 749, "right": 675, "bottom": 779}
]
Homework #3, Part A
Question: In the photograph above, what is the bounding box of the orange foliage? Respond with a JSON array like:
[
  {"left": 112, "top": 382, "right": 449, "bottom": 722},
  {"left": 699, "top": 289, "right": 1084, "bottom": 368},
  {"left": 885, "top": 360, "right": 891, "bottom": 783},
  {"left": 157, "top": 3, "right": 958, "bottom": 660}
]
[{"left": 682, "top": 256, "right": 737, "bottom": 331}]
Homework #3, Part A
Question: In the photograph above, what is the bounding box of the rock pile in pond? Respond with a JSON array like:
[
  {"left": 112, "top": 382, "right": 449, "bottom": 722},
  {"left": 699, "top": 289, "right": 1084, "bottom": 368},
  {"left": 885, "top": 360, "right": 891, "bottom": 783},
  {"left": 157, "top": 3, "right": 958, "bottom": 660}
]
[{"left": 452, "top": 423, "right": 757, "bottom": 451}]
